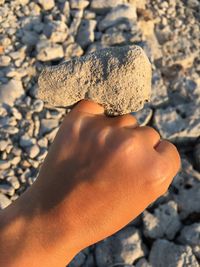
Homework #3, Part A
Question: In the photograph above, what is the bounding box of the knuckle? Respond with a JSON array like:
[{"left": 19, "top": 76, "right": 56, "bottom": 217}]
[
  {"left": 96, "top": 126, "right": 112, "bottom": 145},
  {"left": 114, "top": 114, "right": 138, "bottom": 127},
  {"left": 69, "top": 116, "right": 83, "bottom": 136}
]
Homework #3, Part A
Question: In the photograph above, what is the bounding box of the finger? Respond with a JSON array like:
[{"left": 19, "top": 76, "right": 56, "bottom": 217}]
[
  {"left": 155, "top": 140, "right": 181, "bottom": 175},
  {"left": 134, "top": 126, "right": 161, "bottom": 147},
  {"left": 110, "top": 114, "right": 138, "bottom": 128},
  {"left": 71, "top": 100, "right": 105, "bottom": 115}
]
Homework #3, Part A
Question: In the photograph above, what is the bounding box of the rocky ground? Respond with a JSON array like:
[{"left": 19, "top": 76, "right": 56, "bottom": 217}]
[{"left": 0, "top": 0, "right": 200, "bottom": 266}]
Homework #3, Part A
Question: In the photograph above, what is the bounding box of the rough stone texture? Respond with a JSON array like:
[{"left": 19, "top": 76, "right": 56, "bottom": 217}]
[
  {"left": 174, "top": 182, "right": 200, "bottom": 219},
  {"left": 143, "top": 201, "right": 181, "bottom": 240},
  {"left": 171, "top": 158, "right": 200, "bottom": 219},
  {"left": 154, "top": 104, "right": 200, "bottom": 142},
  {"left": 0, "top": 79, "right": 24, "bottom": 106},
  {"left": 95, "top": 227, "right": 146, "bottom": 266},
  {"left": 178, "top": 223, "right": 200, "bottom": 260},
  {"left": 149, "top": 239, "right": 199, "bottom": 267},
  {"left": 38, "top": 45, "right": 152, "bottom": 116}
]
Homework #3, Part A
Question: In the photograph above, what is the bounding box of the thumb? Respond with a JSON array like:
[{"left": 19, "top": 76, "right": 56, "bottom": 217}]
[{"left": 71, "top": 100, "right": 105, "bottom": 115}]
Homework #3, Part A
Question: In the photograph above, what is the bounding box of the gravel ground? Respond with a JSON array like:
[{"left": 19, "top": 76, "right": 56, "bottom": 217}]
[{"left": 0, "top": 0, "right": 200, "bottom": 266}]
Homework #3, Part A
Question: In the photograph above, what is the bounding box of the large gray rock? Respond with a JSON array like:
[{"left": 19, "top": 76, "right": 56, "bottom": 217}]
[
  {"left": 178, "top": 223, "right": 200, "bottom": 260},
  {"left": 38, "top": 45, "right": 152, "bottom": 116},
  {"left": 95, "top": 227, "right": 146, "bottom": 266},
  {"left": 143, "top": 201, "right": 181, "bottom": 240},
  {"left": 0, "top": 79, "right": 24, "bottom": 106},
  {"left": 149, "top": 239, "right": 199, "bottom": 267},
  {"left": 98, "top": 4, "right": 137, "bottom": 31}
]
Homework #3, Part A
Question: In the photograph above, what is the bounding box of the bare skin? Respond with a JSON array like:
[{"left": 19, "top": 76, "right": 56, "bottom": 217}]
[{"left": 0, "top": 100, "right": 181, "bottom": 267}]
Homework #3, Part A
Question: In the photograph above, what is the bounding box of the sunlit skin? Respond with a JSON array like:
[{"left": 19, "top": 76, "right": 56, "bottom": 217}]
[{"left": 0, "top": 100, "right": 181, "bottom": 267}]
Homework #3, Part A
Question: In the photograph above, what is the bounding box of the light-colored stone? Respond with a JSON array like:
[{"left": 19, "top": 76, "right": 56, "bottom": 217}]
[
  {"left": 44, "top": 21, "right": 68, "bottom": 43},
  {"left": 38, "top": 0, "right": 55, "bottom": 10},
  {"left": 27, "top": 144, "right": 40, "bottom": 159},
  {"left": 149, "top": 239, "right": 199, "bottom": 267},
  {"left": 40, "top": 119, "right": 59, "bottom": 135},
  {"left": 178, "top": 223, "right": 200, "bottom": 259},
  {"left": 0, "top": 193, "right": 11, "bottom": 209},
  {"left": 95, "top": 227, "right": 146, "bottom": 266},
  {"left": 0, "top": 55, "right": 11, "bottom": 67},
  {"left": 0, "top": 79, "right": 24, "bottom": 106},
  {"left": 37, "top": 41, "right": 64, "bottom": 62},
  {"left": 7, "top": 176, "right": 20, "bottom": 190},
  {"left": 154, "top": 106, "right": 192, "bottom": 141},
  {"left": 20, "top": 135, "right": 36, "bottom": 148},
  {"left": 0, "top": 140, "right": 9, "bottom": 151},
  {"left": 90, "top": 0, "right": 125, "bottom": 13},
  {"left": 0, "top": 184, "right": 15, "bottom": 196},
  {"left": 98, "top": 4, "right": 137, "bottom": 31},
  {"left": 38, "top": 45, "right": 152, "bottom": 116},
  {"left": 0, "top": 160, "right": 11, "bottom": 170},
  {"left": 174, "top": 182, "right": 200, "bottom": 219},
  {"left": 70, "top": 0, "right": 89, "bottom": 9},
  {"left": 143, "top": 201, "right": 181, "bottom": 240},
  {"left": 64, "top": 43, "right": 83, "bottom": 59}
]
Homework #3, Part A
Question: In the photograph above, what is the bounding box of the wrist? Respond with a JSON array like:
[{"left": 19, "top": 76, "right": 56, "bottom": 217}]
[{"left": 0, "top": 185, "right": 79, "bottom": 266}]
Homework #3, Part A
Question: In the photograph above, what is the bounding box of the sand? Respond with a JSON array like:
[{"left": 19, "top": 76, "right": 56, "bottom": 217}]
[{"left": 38, "top": 45, "right": 152, "bottom": 116}]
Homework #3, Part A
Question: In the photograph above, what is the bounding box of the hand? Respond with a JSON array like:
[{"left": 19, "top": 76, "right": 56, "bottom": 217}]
[{"left": 0, "top": 100, "right": 180, "bottom": 267}]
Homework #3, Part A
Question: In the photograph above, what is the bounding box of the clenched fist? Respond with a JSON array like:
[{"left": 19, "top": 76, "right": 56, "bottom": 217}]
[{"left": 0, "top": 100, "right": 180, "bottom": 267}]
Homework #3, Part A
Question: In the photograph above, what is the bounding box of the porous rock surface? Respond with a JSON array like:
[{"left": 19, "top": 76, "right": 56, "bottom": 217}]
[{"left": 38, "top": 45, "right": 152, "bottom": 116}]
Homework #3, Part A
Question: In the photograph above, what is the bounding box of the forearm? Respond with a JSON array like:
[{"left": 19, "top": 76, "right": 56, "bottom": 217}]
[{"left": 0, "top": 187, "right": 78, "bottom": 267}]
